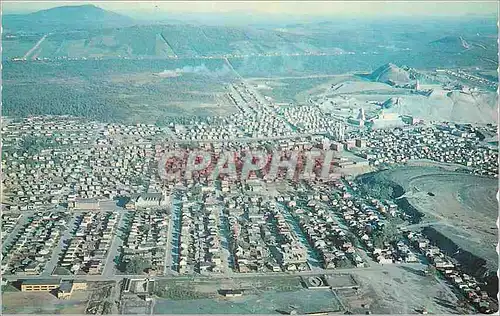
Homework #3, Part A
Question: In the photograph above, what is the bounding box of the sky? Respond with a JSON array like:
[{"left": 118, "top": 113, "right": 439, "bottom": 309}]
[{"left": 2, "top": 1, "right": 499, "bottom": 18}]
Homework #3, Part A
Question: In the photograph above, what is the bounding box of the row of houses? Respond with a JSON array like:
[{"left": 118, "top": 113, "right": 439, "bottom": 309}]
[
  {"left": 2, "top": 116, "right": 161, "bottom": 210},
  {"left": 357, "top": 125, "right": 497, "bottom": 177},
  {"left": 291, "top": 200, "right": 363, "bottom": 269},
  {"left": 266, "top": 207, "right": 308, "bottom": 271},
  {"left": 2, "top": 212, "right": 68, "bottom": 276},
  {"left": 406, "top": 231, "right": 497, "bottom": 313},
  {"left": 1, "top": 213, "right": 22, "bottom": 239},
  {"left": 232, "top": 217, "right": 276, "bottom": 273},
  {"left": 170, "top": 82, "right": 296, "bottom": 142},
  {"left": 281, "top": 105, "right": 342, "bottom": 136},
  {"left": 58, "top": 211, "right": 119, "bottom": 275},
  {"left": 120, "top": 210, "right": 169, "bottom": 274},
  {"left": 177, "top": 201, "right": 224, "bottom": 274}
]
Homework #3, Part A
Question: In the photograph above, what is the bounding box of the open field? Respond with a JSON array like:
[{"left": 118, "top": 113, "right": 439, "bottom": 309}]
[
  {"left": 150, "top": 276, "right": 341, "bottom": 314},
  {"left": 154, "top": 276, "right": 304, "bottom": 299},
  {"left": 1, "top": 281, "right": 119, "bottom": 315},
  {"left": 2, "top": 291, "right": 88, "bottom": 314},
  {"left": 2, "top": 36, "right": 40, "bottom": 59},
  {"left": 0, "top": 266, "right": 469, "bottom": 315},
  {"left": 348, "top": 264, "right": 466, "bottom": 314},
  {"left": 247, "top": 75, "right": 356, "bottom": 104},
  {"left": 149, "top": 266, "right": 463, "bottom": 314},
  {"left": 153, "top": 289, "right": 342, "bottom": 314}
]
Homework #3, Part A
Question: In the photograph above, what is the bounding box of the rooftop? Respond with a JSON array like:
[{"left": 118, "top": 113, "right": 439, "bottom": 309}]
[
  {"left": 59, "top": 281, "right": 73, "bottom": 293},
  {"left": 22, "top": 279, "right": 61, "bottom": 286}
]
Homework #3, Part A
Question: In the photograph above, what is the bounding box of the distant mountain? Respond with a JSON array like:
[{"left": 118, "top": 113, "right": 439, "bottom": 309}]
[
  {"left": 3, "top": 4, "right": 135, "bottom": 33},
  {"left": 369, "top": 63, "right": 411, "bottom": 85}
]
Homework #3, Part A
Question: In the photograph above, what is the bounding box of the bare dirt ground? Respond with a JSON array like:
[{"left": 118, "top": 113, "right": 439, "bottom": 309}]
[
  {"left": 149, "top": 276, "right": 344, "bottom": 314},
  {"left": 2, "top": 291, "right": 88, "bottom": 314},
  {"left": 85, "top": 281, "right": 118, "bottom": 314},
  {"left": 153, "top": 289, "right": 342, "bottom": 314},
  {"left": 254, "top": 73, "right": 497, "bottom": 124},
  {"left": 2, "top": 281, "right": 121, "bottom": 315},
  {"left": 371, "top": 166, "right": 498, "bottom": 272},
  {"left": 148, "top": 267, "right": 465, "bottom": 314},
  {"left": 405, "top": 159, "right": 475, "bottom": 172},
  {"left": 344, "top": 264, "right": 465, "bottom": 314}
]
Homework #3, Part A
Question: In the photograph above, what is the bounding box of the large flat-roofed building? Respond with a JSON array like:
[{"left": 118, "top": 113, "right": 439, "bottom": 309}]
[
  {"left": 72, "top": 198, "right": 100, "bottom": 210},
  {"left": 134, "top": 192, "right": 168, "bottom": 209},
  {"left": 21, "top": 279, "right": 61, "bottom": 292}
]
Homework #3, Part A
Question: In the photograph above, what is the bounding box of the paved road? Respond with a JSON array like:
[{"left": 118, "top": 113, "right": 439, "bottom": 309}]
[
  {"left": 217, "top": 208, "right": 235, "bottom": 276},
  {"left": 1, "top": 214, "right": 28, "bottom": 253},
  {"left": 102, "top": 211, "right": 127, "bottom": 277},
  {"left": 41, "top": 214, "right": 75, "bottom": 277},
  {"left": 224, "top": 57, "right": 243, "bottom": 80},
  {"left": 163, "top": 200, "right": 175, "bottom": 275},
  {"left": 163, "top": 132, "right": 325, "bottom": 144},
  {"left": 3, "top": 262, "right": 425, "bottom": 282},
  {"left": 277, "top": 202, "right": 321, "bottom": 269}
]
